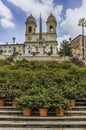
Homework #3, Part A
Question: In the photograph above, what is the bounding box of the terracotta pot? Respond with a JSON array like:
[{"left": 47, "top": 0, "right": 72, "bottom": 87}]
[
  {"left": 39, "top": 108, "right": 48, "bottom": 117},
  {"left": 0, "top": 99, "right": 5, "bottom": 106},
  {"left": 56, "top": 109, "right": 64, "bottom": 117},
  {"left": 12, "top": 99, "right": 17, "bottom": 107},
  {"left": 23, "top": 108, "right": 32, "bottom": 117},
  {"left": 70, "top": 99, "right": 76, "bottom": 107}
]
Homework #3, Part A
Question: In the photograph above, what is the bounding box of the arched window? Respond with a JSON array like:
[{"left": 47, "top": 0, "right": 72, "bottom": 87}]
[
  {"left": 50, "top": 25, "right": 54, "bottom": 32},
  {"left": 28, "top": 26, "right": 32, "bottom": 33}
]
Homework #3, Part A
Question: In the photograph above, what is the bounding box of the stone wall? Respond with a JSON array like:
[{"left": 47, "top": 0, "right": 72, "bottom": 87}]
[
  {"left": 19, "top": 55, "right": 70, "bottom": 62},
  {"left": 0, "top": 128, "right": 86, "bottom": 130}
]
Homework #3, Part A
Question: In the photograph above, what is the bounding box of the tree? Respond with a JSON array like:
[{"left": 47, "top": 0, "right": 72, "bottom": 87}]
[
  {"left": 59, "top": 40, "right": 72, "bottom": 56},
  {"left": 0, "top": 50, "right": 3, "bottom": 55}
]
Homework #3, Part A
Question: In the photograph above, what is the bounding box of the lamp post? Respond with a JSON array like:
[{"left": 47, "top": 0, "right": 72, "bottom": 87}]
[
  {"left": 12, "top": 37, "right": 16, "bottom": 56},
  {"left": 12, "top": 37, "right": 16, "bottom": 44},
  {"left": 78, "top": 18, "right": 86, "bottom": 60}
]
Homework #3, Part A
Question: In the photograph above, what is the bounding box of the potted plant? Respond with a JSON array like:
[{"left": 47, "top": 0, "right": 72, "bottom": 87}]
[
  {"left": 63, "top": 84, "right": 77, "bottom": 107},
  {"left": 37, "top": 96, "right": 50, "bottom": 117},
  {"left": 31, "top": 52, "right": 37, "bottom": 56},
  {"left": 75, "top": 82, "right": 86, "bottom": 100},
  {"left": 0, "top": 88, "right": 6, "bottom": 106},
  {"left": 47, "top": 52, "right": 52, "bottom": 56},
  {"left": 50, "top": 94, "right": 70, "bottom": 117},
  {"left": 56, "top": 98, "right": 70, "bottom": 117},
  {"left": 55, "top": 104, "right": 65, "bottom": 117},
  {"left": 17, "top": 95, "right": 36, "bottom": 117},
  {"left": 7, "top": 88, "right": 22, "bottom": 107},
  {"left": 36, "top": 91, "right": 50, "bottom": 117}
]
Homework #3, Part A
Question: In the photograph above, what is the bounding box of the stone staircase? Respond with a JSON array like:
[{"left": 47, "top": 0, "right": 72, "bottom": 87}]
[{"left": 0, "top": 100, "right": 86, "bottom": 130}]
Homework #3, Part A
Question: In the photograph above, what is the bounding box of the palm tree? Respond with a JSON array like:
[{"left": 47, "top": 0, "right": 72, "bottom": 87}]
[{"left": 78, "top": 18, "right": 86, "bottom": 60}]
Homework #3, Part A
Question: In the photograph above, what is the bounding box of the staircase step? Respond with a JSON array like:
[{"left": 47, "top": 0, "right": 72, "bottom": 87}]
[
  {"left": 71, "top": 106, "right": 86, "bottom": 110},
  {"left": 0, "top": 120, "right": 85, "bottom": 128},
  {"left": 65, "top": 110, "right": 86, "bottom": 116},
  {"left": 0, "top": 100, "right": 86, "bottom": 128},
  {"left": 0, "top": 115, "right": 86, "bottom": 121},
  {"left": 5, "top": 102, "right": 12, "bottom": 106},
  {"left": 76, "top": 102, "right": 86, "bottom": 106},
  {"left": 0, "top": 110, "right": 22, "bottom": 115},
  {"left": 0, "top": 106, "right": 17, "bottom": 110}
]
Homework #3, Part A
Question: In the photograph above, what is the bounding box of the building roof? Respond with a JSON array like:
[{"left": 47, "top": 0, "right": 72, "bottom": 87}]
[
  {"left": 26, "top": 14, "right": 37, "bottom": 27},
  {"left": 48, "top": 13, "right": 55, "bottom": 19},
  {"left": 26, "top": 14, "right": 36, "bottom": 22},
  {"left": 46, "top": 13, "right": 57, "bottom": 25},
  {"left": 47, "top": 13, "right": 56, "bottom": 21},
  {"left": 71, "top": 34, "right": 86, "bottom": 43}
]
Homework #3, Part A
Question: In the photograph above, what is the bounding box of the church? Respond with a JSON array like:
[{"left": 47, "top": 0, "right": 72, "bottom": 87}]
[
  {"left": 0, "top": 13, "right": 58, "bottom": 57},
  {"left": 24, "top": 13, "right": 58, "bottom": 56}
]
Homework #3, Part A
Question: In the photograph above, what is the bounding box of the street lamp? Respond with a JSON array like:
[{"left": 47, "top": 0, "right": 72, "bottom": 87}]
[
  {"left": 12, "top": 37, "right": 16, "bottom": 44},
  {"left": 78, "top": 18, "right": 86, "bottom": 60},
  {"left": 12, "top": 37, "right": 16, "bottom": 56}
]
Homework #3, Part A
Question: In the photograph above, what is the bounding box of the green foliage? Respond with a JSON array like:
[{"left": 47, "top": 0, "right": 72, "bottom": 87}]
[
  {"left": 47, "top": 86, "right": 70, "bottom": 110},
  {"left": 7, "top": 89, "right": 23, "bottom": 100},
  {"left": 0, "top": 87, "right": 7, "bottom": 99},
  {"left": 59, "top": 40, "right": 72, "bottom": 56},
  {"left": 0, "top": 49, "right": 3, "bottom": 54},
  {"left": 0, "top": 60, "right": 4, "bottom": 66},
  {"left": 34, "top": 86, "right": 50, "bottom": 108},
  {"left": 63, "top": 84, "right": 77, "bottom": 99},
  {"left": 0, "top": 59, "right": 86, "bottom": 110},
  {"left": 17, "top": 95, "right": 36, "bottom": 109}
]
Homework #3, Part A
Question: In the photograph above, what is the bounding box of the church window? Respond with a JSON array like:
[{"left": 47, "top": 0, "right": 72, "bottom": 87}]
[
  {"left": 28, "top": 26, "right": 32, "bottom": 33},
  {"left": 50, "top": 25, "right": 54, "bottom": 32}
]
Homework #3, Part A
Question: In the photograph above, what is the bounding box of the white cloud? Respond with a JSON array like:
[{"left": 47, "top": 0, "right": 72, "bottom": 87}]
[
  {"left": 1, "top": 18, "right": 15, "bottom": 28},
  {"left": 61, "top": 0, "right": 86, "bottom": 39},
  {"left": 0, "top": 41, "right": 6, "bottom": 44},
  {"left": 58, "top": 34, "right": 70, "bottom": 43},
  {"left": 7, "top": 0, "right": 63, "bottom": 21},
  {"left": 0, "top": 0, "right": 15, "bottom": 27}
]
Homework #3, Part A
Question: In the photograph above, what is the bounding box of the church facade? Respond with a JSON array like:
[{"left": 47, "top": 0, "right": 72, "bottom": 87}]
[
  {"left": 24, "top": 13, "right": 58, "bottom": 56},
  {"left": 0, "top": 13, "right": 58, "bottom": 57}
]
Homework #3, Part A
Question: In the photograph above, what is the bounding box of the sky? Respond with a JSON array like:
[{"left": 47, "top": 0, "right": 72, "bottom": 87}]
[{"left": 0, "top": 0, "right": 86, "bottom": 45}]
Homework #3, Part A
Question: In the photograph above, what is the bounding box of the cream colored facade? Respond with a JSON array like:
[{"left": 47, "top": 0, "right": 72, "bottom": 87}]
[
  {"left": 0, "top": 43, "right": 24, "bottom": 56},
  {"left": 70, "top": 35, "right": 86, "bottom": 59},
  {"left": 0, "top": 14, "right": 58, "bottom": 57}
]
